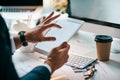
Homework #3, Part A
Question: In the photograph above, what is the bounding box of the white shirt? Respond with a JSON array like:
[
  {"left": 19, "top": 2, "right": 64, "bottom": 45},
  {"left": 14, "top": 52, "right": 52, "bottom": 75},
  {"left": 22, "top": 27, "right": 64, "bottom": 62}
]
[{"left": 10, "top": 36, "right": 52, "bottom": 73}]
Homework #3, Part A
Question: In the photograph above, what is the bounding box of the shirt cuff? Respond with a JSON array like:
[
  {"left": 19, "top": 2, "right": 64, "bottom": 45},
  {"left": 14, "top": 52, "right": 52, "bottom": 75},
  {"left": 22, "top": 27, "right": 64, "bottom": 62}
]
[
  {"left": 43, "top": 63, "right": 52, "bottom": 73},
  {"left": 10, "top": 35, "right": 16, "bottom": 53}
]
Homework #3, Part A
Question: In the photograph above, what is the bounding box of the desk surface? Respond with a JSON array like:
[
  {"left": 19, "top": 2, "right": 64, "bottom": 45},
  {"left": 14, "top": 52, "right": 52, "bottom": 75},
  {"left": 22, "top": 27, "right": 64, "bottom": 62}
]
[{"left": 12, "top": 29, "right": 120, "bottom": 80}]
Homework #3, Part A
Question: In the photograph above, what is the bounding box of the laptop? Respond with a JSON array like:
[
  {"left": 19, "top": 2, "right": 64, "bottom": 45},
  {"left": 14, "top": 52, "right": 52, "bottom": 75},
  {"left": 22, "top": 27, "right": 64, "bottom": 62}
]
[
  {"left": 33, "top": 0, "right": 85, "bottom": 57},
  {"left": 0, "top": 0, "right": 43, "bottom": 19}
]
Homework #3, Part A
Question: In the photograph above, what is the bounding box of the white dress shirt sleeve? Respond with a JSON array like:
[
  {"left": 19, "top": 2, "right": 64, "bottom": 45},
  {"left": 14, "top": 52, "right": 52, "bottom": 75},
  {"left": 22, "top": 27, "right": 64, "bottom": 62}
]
[
  {"left": 43, "top": 63, "right": 52, "bottom": 73},
  {"left": 10, "top": 35, "right": 16, "bottom": 53}
]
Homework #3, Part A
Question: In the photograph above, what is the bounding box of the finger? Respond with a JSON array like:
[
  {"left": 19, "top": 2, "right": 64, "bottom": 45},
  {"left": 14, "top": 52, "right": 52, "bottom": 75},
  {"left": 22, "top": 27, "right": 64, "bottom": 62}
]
[
  {"left": 67, "top": 44, "right": 70, "bottom": 50},
  {"left": 61, "top": 44, "right": 70, "bottom": 51},
  {"left": 66, "top": 55, "right": 69, "bottom": 62},
  {"left": 46, "top": 12, "right": 54, "bottom": 19},
  {"left": 42, "top": 23, "right": 62, "bottom": 31},
  {"left": 41, "top": 16, "right": 46, "bottom": 22},
  {"left": 36, "top": 16, "right": 46, "bottom": 25},
  {"left": 57, "top": 41, "right": 68, "bottom": 49},
  {"left": 59, "top": 43, "right": 70, "bottom": 52},
  {"left": 44, "top": 14, "right": 60, "bottom": 24},
  {"left": 43, "top": 12, "right": 54, "bottom": 22},
  {"left": 43, "top": 37, "right": 56, "bottom": 41}
]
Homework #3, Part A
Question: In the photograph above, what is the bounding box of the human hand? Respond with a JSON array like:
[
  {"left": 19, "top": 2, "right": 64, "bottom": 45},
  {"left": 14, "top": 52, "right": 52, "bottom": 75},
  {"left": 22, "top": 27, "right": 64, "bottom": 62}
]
[
  {"left": 25, "top": 12, "right": 61, "bottom": 43},
  {"left": 36, "top": 12, "right": 60, "bottom": 26},
  {"left": 44, "top": 42, "right": 70, "bottom": 73}
]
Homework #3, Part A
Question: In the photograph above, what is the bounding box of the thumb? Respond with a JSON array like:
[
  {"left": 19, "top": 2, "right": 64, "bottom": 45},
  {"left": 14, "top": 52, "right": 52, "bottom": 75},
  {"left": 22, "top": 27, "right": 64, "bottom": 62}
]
[
  {"left": 44, "top": 37, "right": 56, "bottom": 41},
  {"left": 57, "top": 41, "right": 68, "bottom": 49}
]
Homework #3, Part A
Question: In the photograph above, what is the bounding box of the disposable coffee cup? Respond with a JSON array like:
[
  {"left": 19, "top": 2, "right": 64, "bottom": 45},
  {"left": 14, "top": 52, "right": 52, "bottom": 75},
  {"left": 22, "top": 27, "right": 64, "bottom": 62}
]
[{"left": 95, "top": 35, "right": 113, "bottom": 61}]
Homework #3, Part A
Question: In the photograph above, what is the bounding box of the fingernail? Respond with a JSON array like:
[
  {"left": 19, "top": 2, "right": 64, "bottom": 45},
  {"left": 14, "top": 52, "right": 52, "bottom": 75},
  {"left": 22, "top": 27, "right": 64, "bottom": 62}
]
[{"left": 52, "top": 38, "right": 56, "bottom": 41}]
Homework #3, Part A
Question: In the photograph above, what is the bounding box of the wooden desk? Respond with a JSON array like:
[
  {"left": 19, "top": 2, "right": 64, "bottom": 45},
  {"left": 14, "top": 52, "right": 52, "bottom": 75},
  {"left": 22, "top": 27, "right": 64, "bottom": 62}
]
[{"left": 13, "top": 29, "right": 120, "bottom": 80}]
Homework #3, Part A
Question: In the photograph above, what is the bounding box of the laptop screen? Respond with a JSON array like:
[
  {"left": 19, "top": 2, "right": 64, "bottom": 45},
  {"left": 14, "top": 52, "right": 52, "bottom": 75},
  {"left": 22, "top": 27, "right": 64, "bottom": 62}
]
[
  {"left": 0, "top": 0, "right": 43, "bottom": 6},
  {"left": 68, "top": 0, "right": 120, "bottom": 29}
]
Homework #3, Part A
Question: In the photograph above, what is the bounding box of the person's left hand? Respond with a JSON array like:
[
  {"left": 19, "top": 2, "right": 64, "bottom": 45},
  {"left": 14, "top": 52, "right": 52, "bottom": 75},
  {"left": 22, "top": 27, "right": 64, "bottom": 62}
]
[{"left": 24, "top": 12, "right": 61, "bottom": 43}]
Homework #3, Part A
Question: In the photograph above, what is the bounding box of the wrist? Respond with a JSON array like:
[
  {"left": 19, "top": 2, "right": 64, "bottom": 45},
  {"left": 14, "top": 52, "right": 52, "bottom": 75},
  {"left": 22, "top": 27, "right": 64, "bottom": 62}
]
[
  {"left": 44, "top": 63, "right": 52, "bottom": 73},
  {"left": 18, "top": 31, "right": 28, "bottom": 47},
  {"left": 44, "top": 60, "right": 56, "bottom": 73},
  {"left": 14, "top": 35, "right": 22, "bottom": 49},
  {"left": 24, "top": 32, "right": 33, "bottom": 43},
  {"left": 24, "top": 32, "right": 29, "bottom": 42}
]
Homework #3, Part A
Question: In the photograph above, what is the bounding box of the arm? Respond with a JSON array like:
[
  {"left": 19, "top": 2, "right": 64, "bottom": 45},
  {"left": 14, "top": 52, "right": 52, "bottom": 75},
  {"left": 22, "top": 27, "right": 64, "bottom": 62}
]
[
  {"left": 45, "top": 42, "right": 70, "bottom": 73},
  {"left": 0, "top": 15, "right": 19, "bottom": 80},
  {"left": 13, "top": 12, "right": 70, "bottom": 79},
  {"left": 13, "top": 35, "right": 22, "bottom": 49},
  {"left": 21, "top": 42, "right": 70, "bottom": 80},
  {"left": 13, "top": 12, "right": 61, "bottom": 49},
  {"left": 21, "top": 66, "right": 51, "bottom": 80}
]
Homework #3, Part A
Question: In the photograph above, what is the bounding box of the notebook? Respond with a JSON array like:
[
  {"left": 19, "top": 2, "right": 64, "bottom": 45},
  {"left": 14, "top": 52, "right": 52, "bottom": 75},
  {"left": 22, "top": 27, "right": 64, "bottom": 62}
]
[
  {"left": 0, "top": 0, "right": 43, "bottom": 19},
  {"left": 34, "top": 14, "right": 84, "bottom": 56}
]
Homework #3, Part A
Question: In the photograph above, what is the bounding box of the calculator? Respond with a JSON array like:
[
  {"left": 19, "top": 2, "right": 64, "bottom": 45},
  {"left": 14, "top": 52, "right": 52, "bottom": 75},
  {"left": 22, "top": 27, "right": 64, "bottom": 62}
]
[{"left": 66, "top": 54, "right": 97, "bottom": 69}]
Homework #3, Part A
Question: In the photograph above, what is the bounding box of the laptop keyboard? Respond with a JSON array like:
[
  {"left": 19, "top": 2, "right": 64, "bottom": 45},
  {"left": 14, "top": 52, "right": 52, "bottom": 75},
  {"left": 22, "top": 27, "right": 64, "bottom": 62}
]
[
  {"left": 0, "top": 7, "right": 35, "bottom": 12},
  {"left": 66, "top": 54, "right": 97, "bottom": 69}
]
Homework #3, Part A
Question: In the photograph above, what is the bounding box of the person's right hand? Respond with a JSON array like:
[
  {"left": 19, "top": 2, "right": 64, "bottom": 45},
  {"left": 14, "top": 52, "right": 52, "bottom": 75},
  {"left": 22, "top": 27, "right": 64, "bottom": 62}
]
[{"left": 44, "top": 42, "right": 70, "bottom": 73}]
